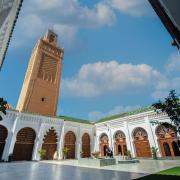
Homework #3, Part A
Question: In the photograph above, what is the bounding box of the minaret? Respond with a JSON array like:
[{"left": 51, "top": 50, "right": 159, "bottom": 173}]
[{"left": 16, "top": 30, "right": 64, "bottom": 117}]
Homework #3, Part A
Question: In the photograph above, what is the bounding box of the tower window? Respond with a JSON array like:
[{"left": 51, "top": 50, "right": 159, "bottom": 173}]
[
  {"left": 49, "top": 34, "right": 55, "bottom": 43},
  {"left": 41, "top": 98, "right": 45, "bottom": 102}
]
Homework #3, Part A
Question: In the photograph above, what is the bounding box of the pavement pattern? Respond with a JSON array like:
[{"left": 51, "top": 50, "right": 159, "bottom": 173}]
[
  {"left": 43, "top": 159, "right": 180, "bottom": 174},
  {"left": 0, "top": 162, "right": 146, "bottom": 180},
  {"left": 0, "top": 159, "right": 180, "bottom": 180}
]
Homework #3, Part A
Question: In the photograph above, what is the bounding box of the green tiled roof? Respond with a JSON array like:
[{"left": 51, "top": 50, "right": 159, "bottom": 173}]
[
  {"left": 58, "top": 115, "right": 94, "bottom": 125},
  {"left": 8, "top": 107, "right": 154, "bottom": 125},
  {"left": 97, "top": 106, "right": 154, "bottom": 123}
]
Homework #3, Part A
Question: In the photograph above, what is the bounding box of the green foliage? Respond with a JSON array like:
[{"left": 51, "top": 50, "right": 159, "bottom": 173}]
[
  {"left": 38, "top": 149, "right": 46, "bottom": 159},
  {"left": 0, "top": 98, "right": 7, "bottom": 121},
  {"left": 63, "top": 147, "right": 70, "bottom": 155},
  {"left": 139, "top": 167, "right": 180, "bottom": 179},
  {"left": 151, "top": 147, "right": 158, "bottom": 159},
  {"left": 158, "top": 167, "right": 180, "bottom": 176},
  {"left": 152, "top": 90, "right": 180, "bottom": 133},
  {"left": 127, "top": 150, "right": 132, "bottom": 159}
]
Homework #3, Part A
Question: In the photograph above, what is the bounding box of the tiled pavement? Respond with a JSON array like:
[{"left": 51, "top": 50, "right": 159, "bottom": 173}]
[
  {"left": 0, "top": 162, "right": 146, "bottom": 180},
  {"left": 0, "top": 159, "right": 180, "bottom": 180},
  {"left": 43, "top": 159, "right": 180, "bottom": 174}
]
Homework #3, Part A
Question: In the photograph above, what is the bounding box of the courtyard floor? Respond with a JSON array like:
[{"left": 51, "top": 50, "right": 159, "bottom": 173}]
[
  {"left": 43, "top": 159, "right": 180, "bottom": 174},
  {"left": 0, "top": 162, "right": 146, "bottom": 180},
  {"left": 0, "top": 160, "right": 179, "bottom": 180}
]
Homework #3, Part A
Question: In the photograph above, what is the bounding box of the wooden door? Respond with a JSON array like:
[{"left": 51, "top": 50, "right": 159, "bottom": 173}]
[
  {"left": 114, "top": 130, "right": 127, "bottom": 156},
  {"left": 82, "top": 133, "right": 90, "bottom": 158},
  {"left": 100, "top": 133, "right": 109, "bottom": 157},
  {"left": 134, "top": 140, "right": 151, "bottom": 157},
  {"left": 64, "top": 131, "right": 76, "bottom": 159},
  {"left": 42, "top": 128, "right": 57, "bottom": 160},
  {"left": 13, "top": 127, "right": 36, "bottom": 161},
  {"left": 133, "top": 127, "right": 151, "bottom": 158},
  {"left": 0, "top": 125, "right": 8, "bottom": 159}
]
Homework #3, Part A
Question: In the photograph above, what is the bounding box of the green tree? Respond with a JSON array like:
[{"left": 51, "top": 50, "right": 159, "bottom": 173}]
[
  {"left": 0, "top": 98, "right": 7, "bottom": 121},
  {"left": 152, "top": 90, "right": 180, "bottom": 133}
]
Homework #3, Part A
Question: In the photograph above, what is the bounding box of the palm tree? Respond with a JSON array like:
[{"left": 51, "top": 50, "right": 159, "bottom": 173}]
[{"left": 0, "top": 98, "right": 7, "bottom": 121}]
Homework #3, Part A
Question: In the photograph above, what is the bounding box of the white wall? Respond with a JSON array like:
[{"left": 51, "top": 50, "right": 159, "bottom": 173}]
[
  {"left": 0, "top": 110, "right": 174, "bottom": 161},
  {"left": 0, "top": 110, "right": 94, "bottom": 161}
]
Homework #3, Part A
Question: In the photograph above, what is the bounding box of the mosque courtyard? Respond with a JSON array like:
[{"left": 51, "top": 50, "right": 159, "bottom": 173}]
[{"left": 0, "top": 160, "right": 179, "bottom": 180}]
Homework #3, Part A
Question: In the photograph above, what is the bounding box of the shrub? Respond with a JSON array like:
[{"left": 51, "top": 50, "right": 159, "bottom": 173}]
[
  {"left": 38, "top": 149, "right": 46, "bottom": 160},
  {"left": 151, "top": 147, "right": 158, "bottom": 159}
]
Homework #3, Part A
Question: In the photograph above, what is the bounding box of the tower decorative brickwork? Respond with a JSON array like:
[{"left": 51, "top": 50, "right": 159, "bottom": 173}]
[{"left": 16, "top": 30, "right": 64, "bottom": 116}]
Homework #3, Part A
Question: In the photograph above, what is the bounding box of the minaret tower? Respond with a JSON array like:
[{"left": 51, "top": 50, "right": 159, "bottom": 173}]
[{"left": 17, "top": 30, "right": 64, "bottom": 116}]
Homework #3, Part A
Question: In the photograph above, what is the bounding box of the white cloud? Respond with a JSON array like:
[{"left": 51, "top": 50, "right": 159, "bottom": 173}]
[
  {"left": 12, "top": 0, "right": 151, "bottom": 47},
  {"left": 12, "top": 14, "right": 45, "bottom": 47},
  {"left": 12, "top": 0, "right": 116, "bottom": 47},
  {"left": 61, "top": 60, "right": 164, "bottom": 97},
  {"left": 152, "top": 77, "right": 180, "bottom": 99},
  {"left": 108, "top": 0, "right": 151, "bottom": 16},
  {"left": 53, "top": 24, "right": 78, "bottom": 45},
  {"left": 88, "top": 105, "right": 141, "bottom": 120},
  {"left": 165, "top": 52, "right": 180, "bottom": 74},
  {"left": 151, "top": 52, "right": 180, "bottom": 99}
]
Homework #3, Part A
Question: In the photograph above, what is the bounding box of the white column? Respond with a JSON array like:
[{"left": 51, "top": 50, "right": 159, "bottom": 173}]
[
  {"left": 32, "top": 122, "right": 44, "bottom": 161},
  {"left": 108, "top": 125, "right": 113, "bottom": 149},
  {"left": 145, "top": 117, "right": 161, "bottom": 157},
  {"left": 76, "top": 126, "right": 81, "bottom": 159},
  {"left": 77, "top": 142, "right": 81, "bottom": 159},
  {"left": 93, "top": 127, "right": 99, "bottom": 152},
  {"left": 124, "top": 121, "right": 135, "bottom": 157},
  {"left": 3, "top": 113, "right": 20, "bottom": 161},
  {"left": 2, "top": 132, "right": 14, "bottom": 161},
  {"left": 57, "top": 122, "right": 65, "bottom": 160}
]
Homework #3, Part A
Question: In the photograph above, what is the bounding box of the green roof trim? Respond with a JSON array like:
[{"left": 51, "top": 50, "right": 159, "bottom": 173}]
[
  {"left": 97, "top": 106, "right": 154, "bottom": 123},
  {"left": 58, "top": 115, "right": 94, "bottom": 125},
  {"left": 8, "top": 106, "right": 154, "bottom": 125}
]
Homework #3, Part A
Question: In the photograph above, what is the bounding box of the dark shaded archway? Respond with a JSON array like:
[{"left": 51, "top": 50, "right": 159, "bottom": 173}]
[
  {"left": 13, "top": 127, "right": 36, "bottom": 161},
  {"left": 133, "top": 127, "right": 151, "bottom": 157},
  {"left": 0, "top": 125, "right": 8, "bottom": 160},
  {"left": 82, "top": 133, "right": 90, "bottom": 158},
  {"left": 64, "top": 131, "right": 76, "bottom": 159},
  {"left": 99, "top": 133, "right": 109, "bottom": 157},
  {"left": 114, "top": 130, "right": 127, "bottom": 156},
  {"left": 163, "top": 142, "right": 171, "bottom": 156},
  {"left": 172, "top": 141, "right": 180, "bottom": 156},
  {"left": 42, "top": 128, "right": 58, "bottom": 160},
  {"left": 156, "top": 123, "right": 180, "bottom": 157}
]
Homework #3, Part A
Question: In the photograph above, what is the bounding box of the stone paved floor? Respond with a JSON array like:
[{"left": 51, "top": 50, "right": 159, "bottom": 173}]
[
  {"left": 0, "top": 162, "right": 146, "bottom": 180},
  {"left": 43, "top": 159, "right": 180, "bottom": 174}
]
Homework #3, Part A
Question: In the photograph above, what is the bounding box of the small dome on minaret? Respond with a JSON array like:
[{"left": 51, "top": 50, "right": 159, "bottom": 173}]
[{"left": 43, "top": 30, "right": 58, "bottom": 46}]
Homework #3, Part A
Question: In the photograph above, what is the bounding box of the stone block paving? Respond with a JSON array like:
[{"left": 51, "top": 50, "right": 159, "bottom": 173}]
[
  {"left": 0, "top": 160, "right": 180, "bottom": 180},
  {"left": 0, "top": 162, "right": 146, "bottom": 180},
  {"left": 44, "top": 159, "right": 180, "bottom": 174}
]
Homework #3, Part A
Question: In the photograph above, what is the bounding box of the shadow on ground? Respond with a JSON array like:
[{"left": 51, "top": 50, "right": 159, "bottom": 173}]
[{"left": 135, "top": 174, "right": 180, "bottom": 180}]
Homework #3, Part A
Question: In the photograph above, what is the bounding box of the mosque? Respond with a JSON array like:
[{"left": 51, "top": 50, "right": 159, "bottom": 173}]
[{"left": 0, "top": 30, "right": 179, "bottom": 161}]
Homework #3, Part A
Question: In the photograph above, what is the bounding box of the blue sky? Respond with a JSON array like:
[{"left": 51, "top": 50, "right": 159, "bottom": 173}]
[{"left": 0, "top": 0, "right": 180, "bottom": 121}]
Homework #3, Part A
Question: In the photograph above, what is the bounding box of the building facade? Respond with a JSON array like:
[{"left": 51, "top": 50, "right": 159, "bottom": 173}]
[
  {"left": 0, "top": 108, "right": 179, "bottom": 161},
  {"left": 0, "top": 30, "right": 179, "bottom": 161},
  {"left": 0, "top": 110, "right": 95, "bottom": 161}
]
